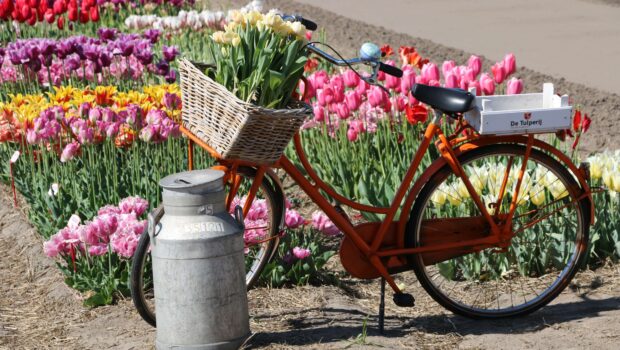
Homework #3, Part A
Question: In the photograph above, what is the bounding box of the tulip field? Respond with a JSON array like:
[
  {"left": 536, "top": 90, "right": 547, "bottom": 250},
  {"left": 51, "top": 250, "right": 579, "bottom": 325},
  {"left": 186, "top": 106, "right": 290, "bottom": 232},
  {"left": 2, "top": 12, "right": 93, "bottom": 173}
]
[{"left": 0, "top": 0, "right": 619, "bottom": 309}]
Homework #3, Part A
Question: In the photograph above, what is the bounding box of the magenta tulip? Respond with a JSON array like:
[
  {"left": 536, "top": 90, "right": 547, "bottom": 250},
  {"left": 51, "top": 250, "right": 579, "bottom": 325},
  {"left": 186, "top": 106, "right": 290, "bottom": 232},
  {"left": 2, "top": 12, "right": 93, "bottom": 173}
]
[
  {"left": 467, "top": 55, "right": 482, "bottom": 77},
  {"left": 60, "top": 142, "right": 80, "bottom": 163},
  {"left": 479, "top": 73, "right": 495, "bottom": 95},
  {"left": 491, "top": 62, "right": 506, "bottom": 84},
  {"left": 506, "top": 77, "right": 523, "bottom": 94},
  {"left": 503, "top": 53, "right": 516, "bottom": 75}
]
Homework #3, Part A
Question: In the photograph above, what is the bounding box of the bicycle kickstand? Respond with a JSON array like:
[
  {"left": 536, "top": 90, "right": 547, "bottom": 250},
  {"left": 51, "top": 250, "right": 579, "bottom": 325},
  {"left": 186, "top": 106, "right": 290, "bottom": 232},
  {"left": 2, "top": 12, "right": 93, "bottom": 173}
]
[{"left": 378, "top": 277, "right": 386, "bottom": 335}]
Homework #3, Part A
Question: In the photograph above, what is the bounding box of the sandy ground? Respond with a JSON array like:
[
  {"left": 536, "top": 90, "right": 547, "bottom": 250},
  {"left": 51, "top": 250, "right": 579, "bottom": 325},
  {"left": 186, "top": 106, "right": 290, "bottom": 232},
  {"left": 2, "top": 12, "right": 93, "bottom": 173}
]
[
  {"left": 2, "top": 0, "right": 620, "bottom": 349},
  {"left": 295, "top": 0, "right": 620, "bottom": 96}
]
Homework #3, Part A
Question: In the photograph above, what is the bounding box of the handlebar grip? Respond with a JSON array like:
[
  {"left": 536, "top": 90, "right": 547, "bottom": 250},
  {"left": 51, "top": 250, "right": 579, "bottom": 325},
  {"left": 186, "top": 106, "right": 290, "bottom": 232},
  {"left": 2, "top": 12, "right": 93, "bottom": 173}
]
[
  {"left": 300, "top": 17, "right": 318, "bottom": 31},
  {"left": 379, "top": 62, "right": 403, "bottom": 78}
]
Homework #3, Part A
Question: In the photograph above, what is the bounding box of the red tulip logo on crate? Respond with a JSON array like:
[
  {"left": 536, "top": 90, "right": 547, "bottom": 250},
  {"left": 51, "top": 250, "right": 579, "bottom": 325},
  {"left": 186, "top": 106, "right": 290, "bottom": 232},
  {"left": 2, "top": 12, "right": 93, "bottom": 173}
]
[{"left": 524, "top": 112, "right": 532, "bottom": 120}]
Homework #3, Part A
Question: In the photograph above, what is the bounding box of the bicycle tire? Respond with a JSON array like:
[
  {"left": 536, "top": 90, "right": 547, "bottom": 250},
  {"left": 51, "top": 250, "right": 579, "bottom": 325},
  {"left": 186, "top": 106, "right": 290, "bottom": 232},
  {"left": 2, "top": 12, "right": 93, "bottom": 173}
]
[
  {"left": 130, "top": 167, "right": 283, "bottom": 327},
  {"left": 406, "top": 144, "right": 590, "bottom": 318}
]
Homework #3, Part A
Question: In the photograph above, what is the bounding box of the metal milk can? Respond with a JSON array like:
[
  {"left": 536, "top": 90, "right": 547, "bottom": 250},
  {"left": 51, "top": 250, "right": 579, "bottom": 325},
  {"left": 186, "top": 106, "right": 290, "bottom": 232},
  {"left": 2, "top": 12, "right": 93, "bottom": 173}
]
[{"left": 152, "top": 169, "right": 250, "bottom": 350}]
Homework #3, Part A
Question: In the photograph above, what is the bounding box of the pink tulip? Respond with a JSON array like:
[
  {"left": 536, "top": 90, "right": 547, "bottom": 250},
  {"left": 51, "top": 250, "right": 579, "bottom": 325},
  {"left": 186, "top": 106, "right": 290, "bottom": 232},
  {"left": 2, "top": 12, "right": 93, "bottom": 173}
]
[
  {"left": 428, "top": 79, "right": 440, "bottom": 87},
  {"left": 385, "top": 73, "right": 401, "bottom": 91},
  {"left": 503, "top": 53, "right": 516, "bottom": 75},
  {"left": 285, "top": 209, "right": 305, "bottom": 229},
  {"left": 331, "top": 75, "right": 344, "bottom": 92},
  {"left": 119, "top": 196, "right": 149, "bottom": 216},
  {"left": 342, "top": 69, "right": 360, "bottom": 88},
  {"left": 468, "top": 81, "right": 482, "bottom": 96},
  {"left": 506, "top": 77, "right": 524, "bottom": 94},
  {"left": 313, "top": 103, "right": 325, "bottom": 121},
  {"left": 355, "top": 78, "right": 370, "bottom": 96},
  {"left": 309, "top": 70, "right": 329, "bottom": 89},
  {"left": 60, "top": 142, "right": 80, "bottom": 163},
  {"left": 349, "top": 119, "right": 365, "bottom": 133},
  {"left": 394, "top": 95, "right": 407, "bottom": 112},
  {"left": 332, "top": 85, "right": 345, "bottom": 103},
  {"left": 467, "top": 55, "right": 482, "bottom": 77},
  {"left": 345, "top": 90, "right": 362, "bottom": 111},
  {"left": 292, "top": 247, "right": 311, "bottom": 260},
  {"left": 317, "top": 86, "right": 334, "bottom": 106},
  {"left": 335, "top": 103, "right": 351, "bottom": 120},
  {"left": 491, "top": 62, "right": 506, "bottom": 84},
  {"left": 442, "top": 60, "right": 456, "bottom": 79},
  {"left": 368, "top": 86, "right": 387, "bottom": 107},
  {"left": 444, "top": 72, "right": 458, "bottom": 88},
  {"left": 479, "top": 73, "right": 495, "bottom": 95},
  {"left": 400, "top": 65, "right": 416, "bottom": 92},
  {"left": 311, "top": 211, "right": 341, "bottom": 236},
  {"left": 299, "top": 79, "right": 315, "bottom": 99},
  {"left": 347, "top": 128, "right": 358, "bottom": 142},
  {"left": 421, "top": 63, "right": 440, "bottom": 84}
]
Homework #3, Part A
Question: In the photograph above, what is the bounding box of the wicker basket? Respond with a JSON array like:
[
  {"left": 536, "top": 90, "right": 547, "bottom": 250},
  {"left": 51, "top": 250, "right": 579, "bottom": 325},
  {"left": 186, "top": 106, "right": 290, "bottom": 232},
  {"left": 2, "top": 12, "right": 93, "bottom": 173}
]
[{"left": 178, "top": 58, "right": 311, "bottom": 164}]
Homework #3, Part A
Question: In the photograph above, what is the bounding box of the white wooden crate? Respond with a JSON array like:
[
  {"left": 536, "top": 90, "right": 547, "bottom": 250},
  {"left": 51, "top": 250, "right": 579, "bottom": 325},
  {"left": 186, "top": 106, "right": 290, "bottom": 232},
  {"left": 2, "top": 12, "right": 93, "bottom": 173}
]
[{"left": 464, "top": 83, "right": 572, "bottom": 135}]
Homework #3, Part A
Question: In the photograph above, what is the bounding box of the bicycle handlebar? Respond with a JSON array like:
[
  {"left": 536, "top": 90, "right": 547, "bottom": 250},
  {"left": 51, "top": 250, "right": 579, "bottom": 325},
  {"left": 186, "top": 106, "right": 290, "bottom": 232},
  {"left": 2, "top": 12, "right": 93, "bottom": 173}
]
[{"left": 280, "top": 14, "right": 403, "bottom": 79}]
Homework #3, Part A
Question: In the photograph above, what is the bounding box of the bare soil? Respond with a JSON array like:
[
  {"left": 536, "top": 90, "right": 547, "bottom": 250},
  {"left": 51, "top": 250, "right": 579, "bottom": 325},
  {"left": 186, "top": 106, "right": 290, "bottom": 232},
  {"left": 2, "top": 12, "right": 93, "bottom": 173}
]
[{"left": 3, "top": 0, "right": 620, "bottom": 349}]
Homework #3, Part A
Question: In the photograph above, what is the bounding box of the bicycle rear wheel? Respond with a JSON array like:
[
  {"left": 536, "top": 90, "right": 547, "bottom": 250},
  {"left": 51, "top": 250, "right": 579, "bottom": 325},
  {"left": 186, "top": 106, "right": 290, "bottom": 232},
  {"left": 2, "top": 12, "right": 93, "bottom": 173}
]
[
  {"left": 406, "top": 144, "right": 590, "bottom": 318},
  {"left": 130, "top": 167, "right": 282, "bottom": 327}
]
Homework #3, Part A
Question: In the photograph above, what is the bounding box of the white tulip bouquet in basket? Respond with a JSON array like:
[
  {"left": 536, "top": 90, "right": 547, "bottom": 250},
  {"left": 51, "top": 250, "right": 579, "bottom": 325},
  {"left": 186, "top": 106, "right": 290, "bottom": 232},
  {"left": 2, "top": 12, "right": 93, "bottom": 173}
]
[{"left": 179, "top": 10, "right": 311, "bottom": 164}]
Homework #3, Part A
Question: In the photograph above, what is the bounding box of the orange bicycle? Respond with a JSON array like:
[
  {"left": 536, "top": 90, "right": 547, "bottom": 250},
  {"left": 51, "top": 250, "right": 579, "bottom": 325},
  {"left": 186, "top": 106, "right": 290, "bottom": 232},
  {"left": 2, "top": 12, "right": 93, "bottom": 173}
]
[{"left": 132, "top": 16, "right": 596, "bottom": 327}]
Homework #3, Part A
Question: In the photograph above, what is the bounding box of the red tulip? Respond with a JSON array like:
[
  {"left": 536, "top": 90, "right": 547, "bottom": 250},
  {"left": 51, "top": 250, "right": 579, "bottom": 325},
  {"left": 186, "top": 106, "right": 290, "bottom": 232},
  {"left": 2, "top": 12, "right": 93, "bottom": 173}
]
[
  {"left": 89, "top": 6, "right": 99, "bottom": 22},
  {"left": 405, "top": 104, "right": 428, "bottom": 125},
  {"left": 572, "top": 110, "right": 582, "bottom": 132},
  {"left": 57, "top": 15, "right": 64, "bottom": 29},
  {"left": 53, "top": 0, "right": 65, "bottom": 15},
  {"left": 79, "top": 9, "right": 89, "bottom": 23},
  {"left": 491, "top": 62, "right": 506, "bottom": 84},
  {"left": 44, "top": 9, "right": 54, "bottom": 23},
  {"left": 68, "top": 6, "right": 77, "bottom": 21},
  {"left": 381, "top": 45, "right": 394, "bottom": 57}
]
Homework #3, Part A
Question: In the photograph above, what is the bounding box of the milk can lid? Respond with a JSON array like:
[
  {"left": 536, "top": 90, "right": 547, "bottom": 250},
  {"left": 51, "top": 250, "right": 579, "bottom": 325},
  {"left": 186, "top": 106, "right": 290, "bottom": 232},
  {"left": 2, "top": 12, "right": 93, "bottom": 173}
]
[{"left": 159, "top": 169, "right": 224, "bottom": 194}]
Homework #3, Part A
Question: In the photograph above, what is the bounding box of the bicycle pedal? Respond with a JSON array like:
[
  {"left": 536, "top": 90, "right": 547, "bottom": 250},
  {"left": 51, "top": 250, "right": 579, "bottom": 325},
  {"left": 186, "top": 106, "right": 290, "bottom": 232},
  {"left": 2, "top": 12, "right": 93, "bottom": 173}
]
[{"left": 393, "top": 293, "right": 415, "bottom": 307}]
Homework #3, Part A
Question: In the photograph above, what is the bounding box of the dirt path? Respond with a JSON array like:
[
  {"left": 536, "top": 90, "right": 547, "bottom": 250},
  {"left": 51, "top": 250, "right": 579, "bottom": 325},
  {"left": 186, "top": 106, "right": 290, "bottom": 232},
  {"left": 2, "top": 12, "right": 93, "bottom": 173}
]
[{"left": 2, "top": 182, "right": 620, "bottom": 350}]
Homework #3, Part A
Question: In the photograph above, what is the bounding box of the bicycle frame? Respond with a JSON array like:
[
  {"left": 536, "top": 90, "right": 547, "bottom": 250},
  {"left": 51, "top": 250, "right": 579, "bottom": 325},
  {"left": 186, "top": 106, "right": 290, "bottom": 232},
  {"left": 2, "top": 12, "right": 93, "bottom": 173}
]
[{"left": 181, "top": 111, "right": 595, "bottom": 295}]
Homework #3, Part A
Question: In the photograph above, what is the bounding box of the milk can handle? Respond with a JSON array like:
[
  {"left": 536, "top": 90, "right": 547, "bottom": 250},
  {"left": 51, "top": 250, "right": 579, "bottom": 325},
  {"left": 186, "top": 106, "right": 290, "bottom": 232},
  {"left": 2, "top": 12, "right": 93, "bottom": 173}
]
[
  {"left": 234, "top": 205, "right": 245, "bottom": 230},
  {"left": 148, "top": 205, "right": 165, "bottom": 241}
]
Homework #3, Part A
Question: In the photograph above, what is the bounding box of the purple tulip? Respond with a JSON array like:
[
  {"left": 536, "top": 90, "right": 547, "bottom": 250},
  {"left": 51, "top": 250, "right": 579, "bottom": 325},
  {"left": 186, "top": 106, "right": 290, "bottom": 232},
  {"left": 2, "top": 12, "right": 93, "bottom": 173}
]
[
  {"left": 60, "top": 142, "right": 80, "bottom": 163},
  {"left": 162, "top": 45, "right": 179, "bottom": 62},
  {"left": 97, "top": 28, "right": 118, "bottom": 41},
  {"left": 154, "top": 59, "right": 170, "bottom": 76},
  {"left": 143, "top": 29, "right": 161, "bottom": 44},
  {"left": 165, "top": 69, "right": 177, "bottom": 83},
  {"left": 163, "top": 92, "right": 182, "bottom": 110},
  {"left": 83, "top": 44, "right": 101, "bottom": 62},
  {"left": 65, "top": 54, "right": 81, "bottom": 71},
  {"left": 117, "top": 40, "right": 134, "bottom": 57},
  {"left": 99, "top": 50, "right": 113, "bottom": 67},
  {"left": 134, "top": 47, "right": 153, "bottom": 65}
]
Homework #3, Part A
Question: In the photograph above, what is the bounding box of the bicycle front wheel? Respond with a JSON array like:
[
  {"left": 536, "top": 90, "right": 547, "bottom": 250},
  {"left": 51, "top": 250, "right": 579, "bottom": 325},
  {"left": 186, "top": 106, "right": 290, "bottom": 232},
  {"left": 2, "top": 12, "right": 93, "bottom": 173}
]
[
  {"left": 130, "top": 167, "right": 282, "bottom": 327},
  {"left": 406, "top": 144, "right": 590, "bottom": 318}
]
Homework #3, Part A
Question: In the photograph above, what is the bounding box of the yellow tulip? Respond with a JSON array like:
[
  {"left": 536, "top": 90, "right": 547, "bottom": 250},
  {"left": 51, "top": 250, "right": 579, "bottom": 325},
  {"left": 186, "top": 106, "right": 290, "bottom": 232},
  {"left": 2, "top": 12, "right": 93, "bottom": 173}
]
[
  {"left": 431, "top": 189, "right": 447, "bottom": 206},
  {"left": 530, "top": 185, "right": 546, "bottom": 206},
  {"left": 211, "top": 31, "right": 226, "bottom": 44}
]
